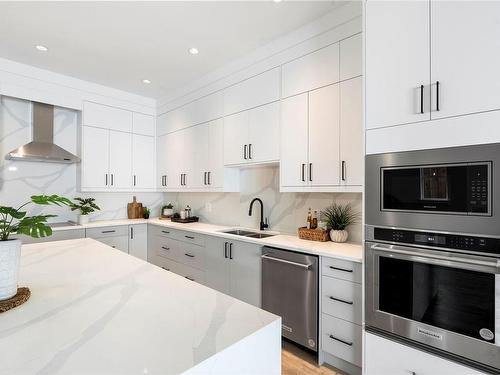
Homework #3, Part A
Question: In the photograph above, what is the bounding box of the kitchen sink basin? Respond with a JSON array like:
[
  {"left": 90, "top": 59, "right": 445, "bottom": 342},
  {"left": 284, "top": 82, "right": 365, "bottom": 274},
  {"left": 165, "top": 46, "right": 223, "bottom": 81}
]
[{"left": 222, "top": 229, "right": 276, "bottom": 239}]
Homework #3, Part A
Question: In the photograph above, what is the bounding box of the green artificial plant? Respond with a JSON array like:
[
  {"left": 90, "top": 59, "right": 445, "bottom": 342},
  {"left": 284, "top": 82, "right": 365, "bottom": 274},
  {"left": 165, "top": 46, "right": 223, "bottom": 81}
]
[
  {"left": 70, "top": 197, "right": 101, "bottom": 216},
  {"left": 320, "top": 202, "right": 359, "bottom": 231}
]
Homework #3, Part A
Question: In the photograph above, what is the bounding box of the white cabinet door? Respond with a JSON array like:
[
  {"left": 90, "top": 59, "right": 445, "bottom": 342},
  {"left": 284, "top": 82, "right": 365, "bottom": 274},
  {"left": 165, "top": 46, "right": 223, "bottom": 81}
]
[
  {"left": 309, "top": 84, "right": 340, "bottom": 186},
  {"left": 208, "top": 119, "right": 224, "bottom": 188},
  {"left": 129, "top": 224, "right": 147, "bottom": 261},
  {"left": 132, "top": 134, "right": 155, "bottom": 189},
  {"left": 184, "top": 124, "right": 209, "bottom": 189},
  {"left": 364, "top": 332, "right": 483, "bottom": 375},
  {"left": 156, "top": 134, "right": 168, "bottom": 189},
  {"left": 132, "top": 112, "right": 155, "bottom": 136},
  {"left": 229, "top": 241, "right": 262, "bottom": 307},
  {"left": 81, "top": 126, "right": 109, "bottom": 189},
  {"left": 224, "top": 67, "right": 281, "bottom": 116},
  {"left": 164, "top": 130, "right": 184, "bottom": 190},
  {"left": 340, "top": 33, "right": 362, "bottom": 81},
  {"left": 280, "top": 93, "right": 309, "bottom": 187},
  {"left": 282, "top": 43, "right": 340, "bottom": 98},
  {"left": 83, "top": 101, "right": 133, "bottom": 132},
  {"left": 204, "top": 236, "right": 231, "bottom": 295},
  {"left": 223, "top": 111, "right": 248, "bottom": 166},
  {"left": 431, "top": 1, "right": 500, "bottom": 119},
  {"left": 109, "top": 130, "right": 132, "bottom": 189},
  {"left": 340, "top": 77, "right": 363, "bottom": 186},
  {"left": 365, "top": 1, "right": 430, "bottom": 129},
  {"left": 248, "top": 101, "right": 280, "bottom": 164}
]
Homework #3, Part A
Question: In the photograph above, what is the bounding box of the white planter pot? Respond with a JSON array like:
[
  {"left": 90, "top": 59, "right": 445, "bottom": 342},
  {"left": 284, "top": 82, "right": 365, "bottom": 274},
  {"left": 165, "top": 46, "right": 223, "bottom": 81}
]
[
  {"left": 330, "top": 229, "right": 349, "bottom": 243},
  {"left": 78, "top": 215, "right": 89, "bottom": 225},
  {"left": 162, "top": 208, "right": 174, "bottom": 217},
  {"left": 0, "top": 239, "right": 21, "bottom": 301}
]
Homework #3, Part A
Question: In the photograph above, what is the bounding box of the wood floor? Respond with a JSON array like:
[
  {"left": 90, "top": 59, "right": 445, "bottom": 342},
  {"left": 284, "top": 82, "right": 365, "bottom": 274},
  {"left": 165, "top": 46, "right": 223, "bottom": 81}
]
[{"left": 282, "top": 340, "right": 343, "bottom": 375}]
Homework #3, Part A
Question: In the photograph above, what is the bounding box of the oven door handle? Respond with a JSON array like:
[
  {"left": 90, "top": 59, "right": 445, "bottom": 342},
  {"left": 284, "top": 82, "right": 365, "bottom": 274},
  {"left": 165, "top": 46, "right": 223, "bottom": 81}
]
[{"left": 371, "top": 244, "right": 500, "bottom": 269}]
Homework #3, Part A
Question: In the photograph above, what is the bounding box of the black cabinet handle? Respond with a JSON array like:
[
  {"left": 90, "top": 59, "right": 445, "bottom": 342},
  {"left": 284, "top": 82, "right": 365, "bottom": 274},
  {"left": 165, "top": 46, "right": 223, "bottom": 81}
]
[
  {"left": 101, "top": 230, "right": 116, "bottom": 234},
  {"left": 161, "top": 246, "right": 170, "bottom": 251},
  {"left": 105, "top": 174, "right": 108, "bottom": 186},
  {"left": 436, "top": 81, "right": 440, "bottom": 111},
  {"left": 341, "top": 161, "right": 346, "bottom": 181},
  {"left": 130, "top": 227, "right": 134, "bottom": 239},
  {"left": 204, "top": 172, "right": 207, "bottom": 185},
  {"left": 185, "top": 276, "right": 195, "bottom": 281},
  {"left": 161, "top": 266, "right": 170, "bottom": 271},
  {"left": 229, "top": 242, "right": 233, "bottom": 259},
  {"left": 224, "top": 242, "right": 228, "bottom": 258},
  {"left": 133, "top": 175, "right": 136, "bottom": 186},
  {"left": 329, "top": 335, "right": 353, "bottom": 346},
  {"left": 185, "top": 235, "right": 195, "bottom": 240},
  {"left": 111, "top": 174, "right": 114, "bottom": 186},
  {"left": 301, "top": 164, "right": 305, "bottom": 182},
  {"left": 248, "top": 144, "right": 252, "bottom": 159},
  {"left": 309, "top": 163, "right": 312, "bottom": 182},
  {"left": 420, "top": 84, "right": 424, "bottom": 114},
  {"left": 244, "top": 144, "right": 248, "bottom": 160},
  {"left": 329, "top": 266, "right": 353, "bottom": 273},
  {"left": 161, "top": 230, "right": 170, "bottom": 234},
  {"left": 329, "top": 296, "right": 353, "bottom": 305},
  {"left": 207, "top": 171, "right": 211, "bottom": 185},
  {"left": 184, "top": 253, "right": 195, "bottom": 258}
]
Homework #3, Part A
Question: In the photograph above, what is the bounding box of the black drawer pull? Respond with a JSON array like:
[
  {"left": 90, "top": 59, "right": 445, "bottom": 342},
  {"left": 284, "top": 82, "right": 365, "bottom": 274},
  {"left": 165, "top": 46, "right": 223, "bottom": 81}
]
[
  {"left": 329, "top": 266, "right": 353, "bottom": 273},
  {"left": 161, "top": 230, "right": 170, "bottom": 234},
  {"left": 185, "top": 276, "right": 195, "bottom": 281},
  {"left": 161, "top": 266, "right": 170, "bottom": 271},
  {"left": 184, "top": 253, "right": 195, "bottom": 258},
  {"left": 329, "top": 335, "right": 353, "bottom": 346},
  {"left": 185, "top": 235, "right": 195, "bottom": 240},
  {"left": 101, "top": 230, "right": 116, "bottom": 234},
  {"left": 329, "top": 296, "right": 353, "bottom": 305},
  {"left": 161, "top": 246, "right": 170, "bottom": 251}
]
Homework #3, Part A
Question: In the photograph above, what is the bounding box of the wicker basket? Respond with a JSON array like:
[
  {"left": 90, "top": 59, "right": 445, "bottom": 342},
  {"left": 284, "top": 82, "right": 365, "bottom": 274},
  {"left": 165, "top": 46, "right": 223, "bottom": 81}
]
[{"left": 297, "top": 227, "right": 329, "bottom": 242}]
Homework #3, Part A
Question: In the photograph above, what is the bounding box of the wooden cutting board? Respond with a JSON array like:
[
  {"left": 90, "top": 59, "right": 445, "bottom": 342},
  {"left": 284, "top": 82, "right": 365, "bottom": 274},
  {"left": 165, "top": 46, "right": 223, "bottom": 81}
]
[{"left": 127, "top": 196, "right": 143, "bottom": 219}]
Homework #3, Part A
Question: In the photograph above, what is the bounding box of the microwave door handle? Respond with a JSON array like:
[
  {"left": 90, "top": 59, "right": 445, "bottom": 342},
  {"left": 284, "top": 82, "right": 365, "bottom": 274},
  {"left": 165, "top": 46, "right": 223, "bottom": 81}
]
[{"left": 371, "top": 244, "right": 500, "bottom": 269}]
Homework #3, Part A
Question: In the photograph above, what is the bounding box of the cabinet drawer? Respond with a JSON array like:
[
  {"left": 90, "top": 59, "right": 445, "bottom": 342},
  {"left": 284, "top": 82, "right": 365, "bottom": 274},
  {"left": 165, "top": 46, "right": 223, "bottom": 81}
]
[
  {"left": 174, "top": 241, "right": 205, "bottom": 270},
  {"left": 321, "top": 314, "right": 362, "bottom": 367},
  {"left": 170, "top": 230, "right": 205, "bottom": 247},
  {"left": 154, "top": 257, "right": 180, "bottom": 274},
  {"left": 322, "top": 257, "right": 361, "bottom": 283},
  {"left": 86, "top": 225, "right": 129, "bottom": 239},
  {"left": 95, "top": 235, "right": 129, "bottom": 254},
  {"left": 151, "top": 236, "right": 178, "bottom": 261},
  {"left": 149, "top": 225, "right": 176, "bottom": 239},
  {"left": 174, "top": 262, "right": 206, "bottom": 285},
  {"left": 322, "top": 276, "right": 362, "bottom": 324}
]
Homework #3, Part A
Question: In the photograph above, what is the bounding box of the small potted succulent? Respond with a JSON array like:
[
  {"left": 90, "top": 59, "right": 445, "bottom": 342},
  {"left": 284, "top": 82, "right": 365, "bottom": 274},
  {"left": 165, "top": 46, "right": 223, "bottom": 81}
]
[
  {"left": 143, "top": 207, "right": 150, "bottom": 219},
  {"left": 70, "top": 197, "right": 100, "bottom": 225},
  {"left": 0, "top": 195, "right": 72, "bottom": 301},
  {"left": 320, "top": 202, "right": 359, "bottom": 243},
  {"left": 162, "top": 203, "right": 174, "bottom": 218}
]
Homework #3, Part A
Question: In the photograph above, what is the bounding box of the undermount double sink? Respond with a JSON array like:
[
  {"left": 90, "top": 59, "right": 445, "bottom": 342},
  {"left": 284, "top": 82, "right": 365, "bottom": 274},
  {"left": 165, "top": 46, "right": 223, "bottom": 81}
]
[{"left": 221, "top": 229, "right": 276, "bottom": 239}]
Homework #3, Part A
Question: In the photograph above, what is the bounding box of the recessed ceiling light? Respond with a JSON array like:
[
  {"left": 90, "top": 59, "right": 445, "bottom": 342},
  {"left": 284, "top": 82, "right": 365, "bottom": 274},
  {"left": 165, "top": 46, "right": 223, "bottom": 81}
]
[
  {"left": 188, "top": 47, "right": 199, "bottom": 55},
  {"left": 142, "top": 79, "right": 151, "bottom": 84},
  {"left": 35, "top": 45, "right": 48, "bottom": 52}
]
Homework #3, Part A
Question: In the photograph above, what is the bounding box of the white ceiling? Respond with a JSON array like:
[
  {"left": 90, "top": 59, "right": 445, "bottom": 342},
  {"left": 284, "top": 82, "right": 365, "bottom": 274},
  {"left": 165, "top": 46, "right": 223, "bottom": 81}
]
[{"left": 0, "top": 1, "right": 339, "bottom": 99}]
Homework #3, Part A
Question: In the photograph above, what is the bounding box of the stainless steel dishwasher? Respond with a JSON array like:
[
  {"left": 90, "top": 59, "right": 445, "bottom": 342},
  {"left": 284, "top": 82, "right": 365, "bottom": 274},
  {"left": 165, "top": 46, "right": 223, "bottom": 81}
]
[{"left": 261, "top": 246, "right": 318, "bottom": 351}]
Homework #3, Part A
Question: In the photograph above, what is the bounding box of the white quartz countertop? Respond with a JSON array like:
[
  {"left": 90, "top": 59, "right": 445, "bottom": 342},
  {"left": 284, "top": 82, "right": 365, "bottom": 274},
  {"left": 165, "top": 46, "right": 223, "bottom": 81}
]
[
  {"left": 53, "top": 218, "right": 363, "bottom": 263},
  {"left": 0, "top": 238, "right": 280, "bottom": 375}
]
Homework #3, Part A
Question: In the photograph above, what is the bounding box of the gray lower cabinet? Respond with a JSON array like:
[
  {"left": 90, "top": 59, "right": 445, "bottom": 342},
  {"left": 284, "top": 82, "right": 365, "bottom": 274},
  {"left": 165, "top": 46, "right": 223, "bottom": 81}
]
[
  {"left": 86, "top": 225, "right": 129, "bottom": 253},
  {"left": 129, "top": 224, "right": 147, "bottom": 260},
  {"left": 18, "top": 228, "right": 86, "bottom": 244},
  {"left": 205, "top": 236, "right": 262, "bottom": 307}
]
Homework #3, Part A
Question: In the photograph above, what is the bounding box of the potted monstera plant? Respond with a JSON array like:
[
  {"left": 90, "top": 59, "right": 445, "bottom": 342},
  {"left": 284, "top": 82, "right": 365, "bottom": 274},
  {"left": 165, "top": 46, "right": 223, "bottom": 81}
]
[
  {"left": 70, "top": 197, "right": 100, "bottom": 224},
  {"left": 0, "top": 195, "right": 72, "bottom": 301}
]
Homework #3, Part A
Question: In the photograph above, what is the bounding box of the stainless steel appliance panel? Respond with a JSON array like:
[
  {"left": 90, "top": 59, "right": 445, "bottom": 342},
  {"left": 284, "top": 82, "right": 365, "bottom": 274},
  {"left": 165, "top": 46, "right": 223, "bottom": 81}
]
[{"left": 262, "top": 247, "right": 318, "bottom": 351}]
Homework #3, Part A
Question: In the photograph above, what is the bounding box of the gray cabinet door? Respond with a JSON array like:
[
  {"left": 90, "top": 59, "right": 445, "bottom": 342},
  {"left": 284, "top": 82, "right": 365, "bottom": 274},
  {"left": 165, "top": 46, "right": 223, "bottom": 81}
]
[
  {"left": 204, "top": 236, "right": 230, "bottom": 295},
  {"left": 129, "top": 224, "right": 147, "bottom": 261},
  {"left": 229, "top": 240, "right": 262, "bottom": 307}
]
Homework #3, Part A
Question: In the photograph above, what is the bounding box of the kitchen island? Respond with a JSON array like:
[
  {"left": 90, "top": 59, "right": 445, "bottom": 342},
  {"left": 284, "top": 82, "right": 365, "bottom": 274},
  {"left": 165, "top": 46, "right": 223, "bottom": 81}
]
[{"left": 0, "top": 238, "right": 281, "bottom": 374}]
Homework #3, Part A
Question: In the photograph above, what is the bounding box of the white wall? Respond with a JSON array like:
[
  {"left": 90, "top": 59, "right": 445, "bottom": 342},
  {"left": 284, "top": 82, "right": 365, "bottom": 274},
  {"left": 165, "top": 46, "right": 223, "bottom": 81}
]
[{"left": 0, "top": 96, "right": 163, "bottom": 222}]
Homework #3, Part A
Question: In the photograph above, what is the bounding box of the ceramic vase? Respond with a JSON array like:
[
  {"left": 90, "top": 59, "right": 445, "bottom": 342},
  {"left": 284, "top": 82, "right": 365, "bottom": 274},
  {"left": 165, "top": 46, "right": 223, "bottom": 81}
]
[
  {"left": 78, "top": 214, "right": 89, "bottom": 225},
  {"left": 0, "top": 239, "right": 22, "bottom": 301},
  {"left": 330, "top": 229, "right": 349, "bottom": 243}
]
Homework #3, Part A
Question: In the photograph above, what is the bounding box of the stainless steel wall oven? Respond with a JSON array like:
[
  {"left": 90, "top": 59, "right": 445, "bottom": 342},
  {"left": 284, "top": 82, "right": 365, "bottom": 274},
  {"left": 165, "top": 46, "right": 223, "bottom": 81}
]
[{"left": 365, "top": 143, "right": 500, "bottom": 373}]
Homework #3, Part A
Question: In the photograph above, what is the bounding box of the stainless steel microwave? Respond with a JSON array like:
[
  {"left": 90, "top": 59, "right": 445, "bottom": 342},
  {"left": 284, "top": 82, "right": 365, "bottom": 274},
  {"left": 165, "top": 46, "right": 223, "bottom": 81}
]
[{"left": 366, "top": 143, "right": 500, "bottom": 237}]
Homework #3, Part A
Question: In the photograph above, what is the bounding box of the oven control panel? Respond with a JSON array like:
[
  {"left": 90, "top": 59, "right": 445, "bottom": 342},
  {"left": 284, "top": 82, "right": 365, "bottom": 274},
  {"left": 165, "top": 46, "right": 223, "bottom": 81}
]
[
  {"left": 468, "top": 164, "right": 489, "bottom": 213},
  {"left": 374, "top": 227, "right": 500, "bottom": 255}
]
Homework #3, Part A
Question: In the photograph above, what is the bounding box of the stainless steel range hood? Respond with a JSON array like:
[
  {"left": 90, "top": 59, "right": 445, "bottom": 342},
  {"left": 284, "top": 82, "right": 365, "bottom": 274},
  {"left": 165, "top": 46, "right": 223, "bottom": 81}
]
[{"left": 6, "top": 102, "right": 80, "bottom": 163}]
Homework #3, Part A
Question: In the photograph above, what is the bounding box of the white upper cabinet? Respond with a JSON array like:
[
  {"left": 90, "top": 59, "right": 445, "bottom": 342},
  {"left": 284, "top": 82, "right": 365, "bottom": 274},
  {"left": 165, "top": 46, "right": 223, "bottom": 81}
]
[
  {"left": 280, "top": 93, "right": 309, "bottom": 188},
  {"left": 223, "top": 67, "right": 281, "bottom": 116},
  {"left": 365, "top": 1, "right": 431, "bottom": 129},
  {"left": 207, "top": 119, "right": 225, "bottom": 189},
  {"left": 184, "top": 124, "right": 209, "bottom": 189},
  {"left": 83, "top": 101, "right": 133, "bottom": 132},
  {"left": 108, "top": 130, "right": 132, "bottom": 189},
  {"left": 340, "top": 77, "right": 363, "bottom": 186},
  {"left": 308, "top": 84, "right": 340, "bottom": 186},
  {"left": 132, "top": 112, "right": 155, "bottom": 136},
  {"left": 282, "top": 43, "right": 340, "bottom": 99},
  {"left": 223, "top": 102, "right": 279, "bottom": 166},
  {"left": 132, "top": 134, "right": 155, "bottom": 189},
  {"left": 164, "top": 130, "right": 184, "bottom": 190},
  {"left": 430, "top": 1, "right": 500, "bottom": 119},
  {"left": 340, "top": 33, "right": 362, "bottom": 81},
  {"left": 81, "top": 126, "right": 109, "bottom": 190}
]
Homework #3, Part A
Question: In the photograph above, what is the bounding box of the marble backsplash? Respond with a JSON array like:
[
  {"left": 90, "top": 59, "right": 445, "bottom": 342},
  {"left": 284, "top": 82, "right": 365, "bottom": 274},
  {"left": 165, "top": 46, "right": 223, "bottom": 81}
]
[
  {"left": 165, "top": 167, "right": 363, "bottom": 244},
  {"left": 0, "top": 96, "right": 163, "bottom": 222}
]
